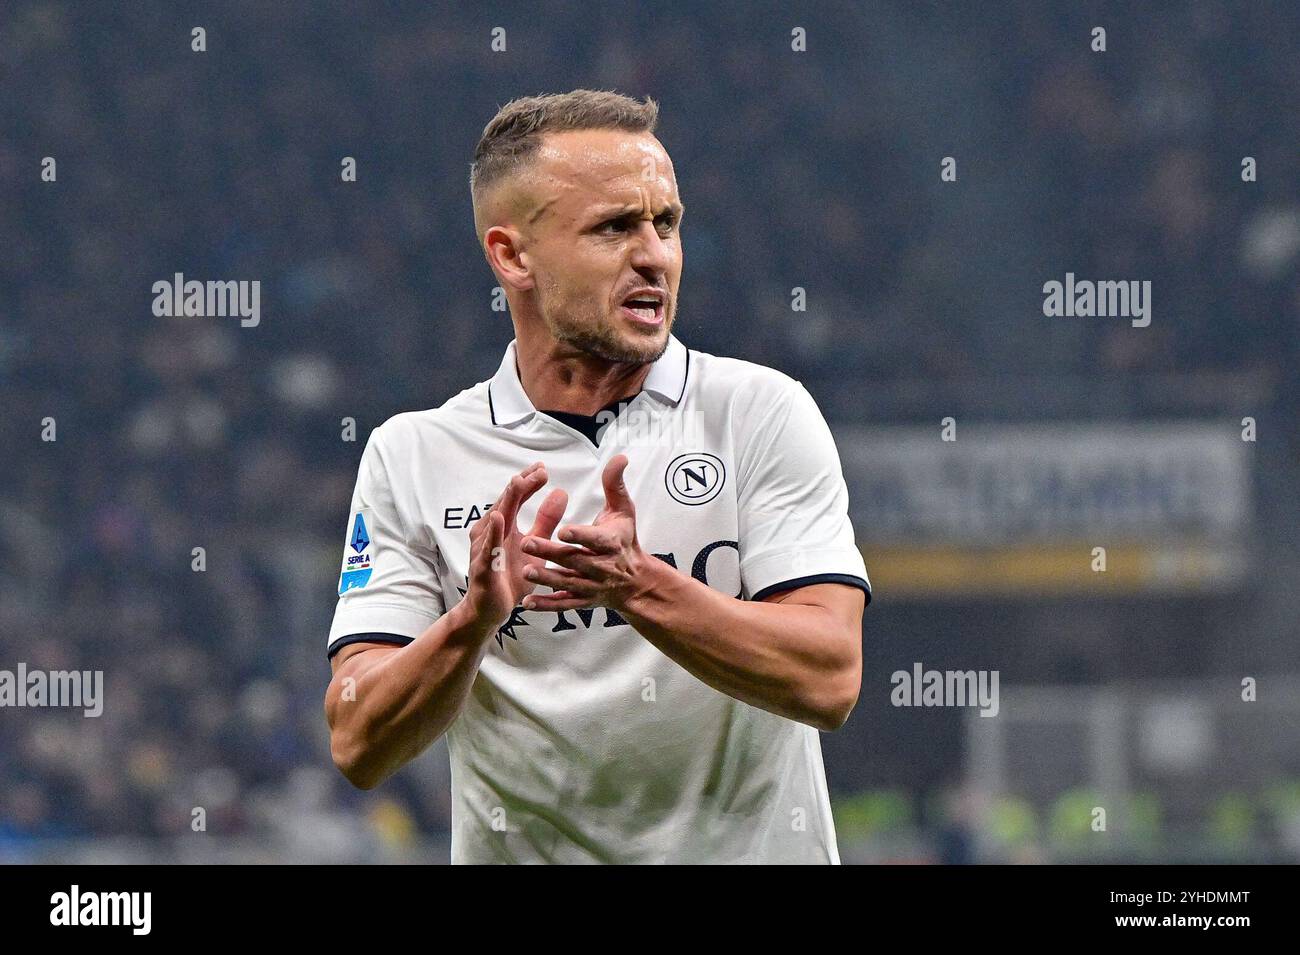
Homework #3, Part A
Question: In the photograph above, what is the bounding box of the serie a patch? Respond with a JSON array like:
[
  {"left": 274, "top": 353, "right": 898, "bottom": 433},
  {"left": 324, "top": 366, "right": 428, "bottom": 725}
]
[{"left": 338, "top": 509, "right": 374, "bottom": 595}]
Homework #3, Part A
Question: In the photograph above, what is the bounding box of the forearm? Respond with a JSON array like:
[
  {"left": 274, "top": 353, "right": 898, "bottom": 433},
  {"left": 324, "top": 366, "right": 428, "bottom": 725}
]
[
  {"left": 619, "top": 557, "right": 861, "bottom": 730},
  {"left": 326, "top": 601, "right": 496, "bottom": 788}
]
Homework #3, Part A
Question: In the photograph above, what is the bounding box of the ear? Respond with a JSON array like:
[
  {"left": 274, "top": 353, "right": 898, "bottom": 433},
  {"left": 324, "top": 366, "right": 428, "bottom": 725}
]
[{"left": 484, "top": 225, "right": 534, "bottom": 291}]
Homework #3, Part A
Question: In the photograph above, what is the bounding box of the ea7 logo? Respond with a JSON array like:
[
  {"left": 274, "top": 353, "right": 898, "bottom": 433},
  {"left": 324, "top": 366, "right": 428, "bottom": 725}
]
[{"left": 665, "top": 452, "right": 725, "bottom": 506}]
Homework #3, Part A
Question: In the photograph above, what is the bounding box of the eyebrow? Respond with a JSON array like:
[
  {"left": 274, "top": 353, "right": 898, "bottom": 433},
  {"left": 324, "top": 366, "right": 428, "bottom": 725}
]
[{"left": 592, "top": 200, "right": 686, "bottom": 220}]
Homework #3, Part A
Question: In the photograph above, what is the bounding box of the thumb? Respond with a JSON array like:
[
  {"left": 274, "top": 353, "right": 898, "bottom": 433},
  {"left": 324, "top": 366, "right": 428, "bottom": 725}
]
[
  {"left": 602, "top": 454, "right": 635, "bottom": 515},
  {"left": 474, "top": 509, "right": 504, "bottom": 575}
]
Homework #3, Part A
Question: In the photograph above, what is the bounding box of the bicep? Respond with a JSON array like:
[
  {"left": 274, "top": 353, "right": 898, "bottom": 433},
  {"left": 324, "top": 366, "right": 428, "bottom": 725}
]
[
  {"left": 329, "top": 640, "right": 404, "bottom": 679},
  {"left": 758, "top": 582, "right": 865, "bottom": 635}
]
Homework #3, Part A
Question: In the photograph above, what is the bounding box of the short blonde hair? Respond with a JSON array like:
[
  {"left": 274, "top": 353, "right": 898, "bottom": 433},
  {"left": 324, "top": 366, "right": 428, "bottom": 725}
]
[{"left": 469, "top": 89, "right": 659, "bottom": 199}]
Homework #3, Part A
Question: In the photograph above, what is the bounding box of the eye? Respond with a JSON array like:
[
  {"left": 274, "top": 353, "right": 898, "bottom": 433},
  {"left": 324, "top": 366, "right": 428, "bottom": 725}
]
[
  {"left": 655, "top": 214, "right": 679, "bottom": 233},
  {"left": 598, "top": 218, "right": 629, "bottom": 234}
]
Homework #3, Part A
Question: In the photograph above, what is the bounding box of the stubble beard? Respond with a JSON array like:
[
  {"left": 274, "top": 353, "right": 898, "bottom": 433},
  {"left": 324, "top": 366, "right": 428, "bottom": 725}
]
[{"left": 543, "top": 292, "right": 676, "bottom": 366}]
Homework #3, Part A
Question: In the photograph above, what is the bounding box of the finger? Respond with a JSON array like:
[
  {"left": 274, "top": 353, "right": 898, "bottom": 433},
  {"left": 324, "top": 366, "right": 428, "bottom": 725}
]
[
  {"left": 521, "top": 535, "right": 601, "bottom": 568},
  {"left": 522, "top": 561, "right": 598, "bottom": 597},
  {"left": 527, "top": 487, "right": 569, "bottom": 541},
  {"left": 525, "top": 564, "right": 598, "bottom": 594},
  {"left": 471, "top": 464, "right": 542, "bottom": 542},
  {"left": 509, "top": 466, "right": 553, "bottom": 528},
  {"left": 601, "top": 454, "right": 635, "bottom": 515},
  {"left": 555, "top": 523, "right": 618, "bottom": 554},
  {"left": 471, "top": 510, "right": 504, "bottom": 578},
  {"left": 490, "top": 461, "right": 545, "bottom": 513},
  {"left": 483, "top": 461, "right": 543, "bottom": 515},
  {"left": 523, "top": 591, "right": 594, "bottom": 612},
  {"left": 496, "top": 464, "right": 548, "bottom": 534}
]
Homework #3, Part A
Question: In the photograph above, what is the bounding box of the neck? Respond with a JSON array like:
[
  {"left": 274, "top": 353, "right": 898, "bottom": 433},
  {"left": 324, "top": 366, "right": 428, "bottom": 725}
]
[{"left": 514, "top": 331, "right": 654, "bottom": 415}]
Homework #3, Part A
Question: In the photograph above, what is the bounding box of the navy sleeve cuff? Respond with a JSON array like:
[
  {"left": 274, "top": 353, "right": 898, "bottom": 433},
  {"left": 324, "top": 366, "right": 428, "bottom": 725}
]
[
  {"left": 327, "top": 632, "right": 415, "bottom": 660},
  {"left": 750, "top": 573, "right": 872, "bottom": 605}
]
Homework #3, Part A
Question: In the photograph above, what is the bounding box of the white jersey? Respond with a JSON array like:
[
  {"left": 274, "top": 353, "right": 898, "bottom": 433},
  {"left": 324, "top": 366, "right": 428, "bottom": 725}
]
[{"left": 328, "top": 333, "right": 871, "bottom": 863}]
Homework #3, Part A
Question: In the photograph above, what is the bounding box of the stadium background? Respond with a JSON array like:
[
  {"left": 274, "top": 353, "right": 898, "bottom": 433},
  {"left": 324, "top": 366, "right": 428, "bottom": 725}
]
[{"left": 1, "top": 1, "right": 1297, "bottom": 863}]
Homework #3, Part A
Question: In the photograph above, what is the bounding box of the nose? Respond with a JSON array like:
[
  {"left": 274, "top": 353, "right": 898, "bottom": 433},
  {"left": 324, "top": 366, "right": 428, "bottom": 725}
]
[{"left": 628, "top": 220, "right": 674, "bottom": 277}]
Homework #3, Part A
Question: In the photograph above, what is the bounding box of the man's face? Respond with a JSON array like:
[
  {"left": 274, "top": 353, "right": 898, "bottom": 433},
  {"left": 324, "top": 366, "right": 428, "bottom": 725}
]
[{"left": 516, "top": 129, "right": 684, "bottom": 364}]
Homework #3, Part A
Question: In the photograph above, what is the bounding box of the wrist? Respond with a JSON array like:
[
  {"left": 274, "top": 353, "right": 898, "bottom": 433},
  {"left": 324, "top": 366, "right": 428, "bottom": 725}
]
[
  {"left": 448, "top": 597, "right": 502, "bottom": 643},
  {"left": 620, "top": 548, "right": 678, "bottom": 619}
]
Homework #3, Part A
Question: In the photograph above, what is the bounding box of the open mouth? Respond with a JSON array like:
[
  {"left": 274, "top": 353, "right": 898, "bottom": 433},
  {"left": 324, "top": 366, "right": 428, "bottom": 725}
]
[{"left": 620, "top": 292, "right": 666, "bottom": 326}]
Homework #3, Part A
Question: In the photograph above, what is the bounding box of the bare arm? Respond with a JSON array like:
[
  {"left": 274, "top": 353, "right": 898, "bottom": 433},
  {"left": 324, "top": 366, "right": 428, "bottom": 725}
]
[
  {"left": 521, "top": 455, "right": 867, "bottom": 731},
  {"left": 622, "top": 571, "right": 863, "bottom": 731},
  {"left": 324, "top": 462, "right": 568, "bottom": 789},
  {"left": 325, "top": 605, "right": 495, "bottom": 790}
]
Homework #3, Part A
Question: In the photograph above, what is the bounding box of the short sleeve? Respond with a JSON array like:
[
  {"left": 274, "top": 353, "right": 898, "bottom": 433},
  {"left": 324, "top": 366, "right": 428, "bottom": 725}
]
[
  {"left": 736, "top": 380, "right": 872, "bottom": 604},
  {"left": 327, "top": 427, "right": 446, "bottom": 658}
]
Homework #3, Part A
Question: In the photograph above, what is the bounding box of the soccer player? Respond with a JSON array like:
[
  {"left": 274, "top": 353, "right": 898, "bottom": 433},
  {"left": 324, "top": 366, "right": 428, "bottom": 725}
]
[{"left": 324, "top": 89, "right": 871, "bottom": 864}]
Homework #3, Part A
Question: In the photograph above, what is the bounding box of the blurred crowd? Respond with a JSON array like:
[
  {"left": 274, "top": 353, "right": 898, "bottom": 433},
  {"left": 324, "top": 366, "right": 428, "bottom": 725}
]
[{"left": 0, "top": 1, "right": 1296, "bottom": 859}]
